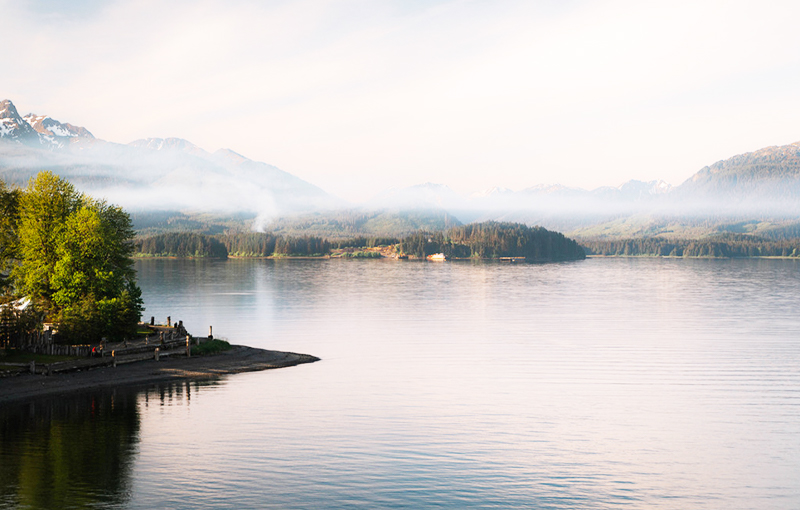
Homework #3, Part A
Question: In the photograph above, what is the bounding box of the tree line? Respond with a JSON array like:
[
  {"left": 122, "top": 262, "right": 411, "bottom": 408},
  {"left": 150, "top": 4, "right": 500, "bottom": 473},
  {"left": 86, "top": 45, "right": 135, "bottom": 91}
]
[
  {"left": 398, "top": 222, "right": 586, "bottom": 261},
  {"left": 582, "top": 234, "right": 800, "bottom": 258},
  {"left": 134, "top": 232, "right": 332, "bottom": 258},
  {"left": 135, "top": 232, "right": 228, "bottom": 258},
  {"left": 134, "top": 222, "right": 587, "bottom": 262},
  {"left": 1, "top": 172, "right": 143, "bottom": 345}
]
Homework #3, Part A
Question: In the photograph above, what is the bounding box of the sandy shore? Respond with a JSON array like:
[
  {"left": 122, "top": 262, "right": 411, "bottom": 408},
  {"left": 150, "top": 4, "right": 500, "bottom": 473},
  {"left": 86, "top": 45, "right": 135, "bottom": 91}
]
[{"left": 0, "top": 345, "right": 319, "bottom": 404}]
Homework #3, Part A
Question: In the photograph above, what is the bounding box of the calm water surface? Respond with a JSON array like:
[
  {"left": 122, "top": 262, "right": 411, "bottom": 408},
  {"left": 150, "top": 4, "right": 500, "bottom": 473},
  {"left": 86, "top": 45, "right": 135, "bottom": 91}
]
[{"left": 2, "top": 257, "right": 800, "bottom": 509}]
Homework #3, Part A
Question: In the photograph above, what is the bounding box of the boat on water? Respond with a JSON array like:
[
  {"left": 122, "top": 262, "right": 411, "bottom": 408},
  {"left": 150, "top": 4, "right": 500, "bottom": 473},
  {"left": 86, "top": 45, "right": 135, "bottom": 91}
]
[{"left": 427, "top": 253, "right": 448, "bottom": 261}]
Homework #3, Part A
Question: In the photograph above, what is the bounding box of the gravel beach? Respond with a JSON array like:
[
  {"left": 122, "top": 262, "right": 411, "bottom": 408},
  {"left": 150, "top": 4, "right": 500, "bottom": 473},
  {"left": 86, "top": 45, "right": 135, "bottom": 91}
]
[{"left": 0, "top": 345, "right": 319, "bottom": 404}]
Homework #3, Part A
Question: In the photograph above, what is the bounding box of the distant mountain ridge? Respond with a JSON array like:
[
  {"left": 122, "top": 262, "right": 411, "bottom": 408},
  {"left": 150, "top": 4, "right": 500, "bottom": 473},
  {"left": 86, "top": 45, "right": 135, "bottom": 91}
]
[
  {"left": 3, "top": 98, "right": 800, "bottom": 239},
  {"left": 676, "top": 141, "right": 800, "bottom": 204},
  {"left": 370, "top": 142, "right": 800, "bottom": 216},
  {"left": 0, "top": 99, "right": 342, "bottom": 221},
  {"left": 358, "top": 142, "right": 800, "bottom": 238}
]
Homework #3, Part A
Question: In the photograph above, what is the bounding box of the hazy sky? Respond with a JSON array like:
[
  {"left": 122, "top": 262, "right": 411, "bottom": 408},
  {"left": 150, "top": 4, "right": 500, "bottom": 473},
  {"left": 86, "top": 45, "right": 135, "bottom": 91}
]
[{"left": 4, "top": 0, "right": 800, "bottom": 202}]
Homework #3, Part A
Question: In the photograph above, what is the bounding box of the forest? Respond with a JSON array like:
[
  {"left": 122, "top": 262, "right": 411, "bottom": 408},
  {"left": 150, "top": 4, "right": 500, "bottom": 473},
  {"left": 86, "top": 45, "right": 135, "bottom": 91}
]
[
  {"left": 133, "top": 222, "right": 800, "bottom": 261},
  {"left": 133, "top": 222, "right": 587, "bottom": 261},
  {"left": 134, "top": 232, "right": 331, "bottom": 258},
  {"left": 398, "top": 222, "right": 586, "bottom": 261},
  {"left": 134, "top": 232, "right": 228, "bottom": 258},
  {"left": 582, "top": 234, "right": 800, "bottom": 258}
]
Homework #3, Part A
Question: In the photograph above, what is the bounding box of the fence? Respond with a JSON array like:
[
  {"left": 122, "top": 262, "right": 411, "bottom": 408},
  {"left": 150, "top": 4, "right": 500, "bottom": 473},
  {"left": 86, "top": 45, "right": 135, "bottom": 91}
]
[
  {"left": 23, "top": 343, "right": 92, "bottom": 357},
  {"left": 0, "top": 309, "right": 53, "bottom": 350}
]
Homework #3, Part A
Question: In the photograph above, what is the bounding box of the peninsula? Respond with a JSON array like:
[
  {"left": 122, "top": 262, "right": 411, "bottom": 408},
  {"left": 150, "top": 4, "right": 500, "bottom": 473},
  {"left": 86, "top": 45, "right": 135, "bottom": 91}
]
[{"left": 0, "top": 344, "right": 319, "bottom": 405}]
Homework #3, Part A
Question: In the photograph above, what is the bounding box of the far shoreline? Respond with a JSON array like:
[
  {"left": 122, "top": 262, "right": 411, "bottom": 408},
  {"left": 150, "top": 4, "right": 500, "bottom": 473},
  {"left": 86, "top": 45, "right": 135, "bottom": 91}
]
[
  {"left": 586, "top": 254, "right": 800, "bottom": 260},
  {"left": 0, "top": 345, "right": 319, "bottom": 405}
]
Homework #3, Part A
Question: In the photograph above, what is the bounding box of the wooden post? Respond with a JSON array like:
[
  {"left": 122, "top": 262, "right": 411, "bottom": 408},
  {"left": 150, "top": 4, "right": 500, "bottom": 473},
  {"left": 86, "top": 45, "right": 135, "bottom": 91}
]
[
  {"left": 154, "top": 347, "right": 160, "bottom": 361},
  {"left": 112, "top": 350, "right": 116, "bottom": 368},
  {"left": 29, "top": 360, "right": 35, "bottom": 374},
  {"left": 186, "top": 335, "right": 191, "bottom": 357},
  {"left": 209, "top": 325, "right": 213, "bottom": 339},
  {"left": 167, "top": 316, "right": 171, "bottom": 327}
]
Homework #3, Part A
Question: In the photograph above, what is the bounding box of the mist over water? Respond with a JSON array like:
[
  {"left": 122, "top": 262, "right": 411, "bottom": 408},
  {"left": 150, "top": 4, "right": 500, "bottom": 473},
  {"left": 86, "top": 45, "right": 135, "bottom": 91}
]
[{"left": 5, "top": 129, "right": 800, "bottom": 237}]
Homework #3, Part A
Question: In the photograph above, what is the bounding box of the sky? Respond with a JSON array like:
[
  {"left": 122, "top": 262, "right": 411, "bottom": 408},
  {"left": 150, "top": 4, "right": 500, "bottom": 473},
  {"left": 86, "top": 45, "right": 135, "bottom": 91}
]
[{"left": 4, "top": 0, "right": 800, "bottom": 202}]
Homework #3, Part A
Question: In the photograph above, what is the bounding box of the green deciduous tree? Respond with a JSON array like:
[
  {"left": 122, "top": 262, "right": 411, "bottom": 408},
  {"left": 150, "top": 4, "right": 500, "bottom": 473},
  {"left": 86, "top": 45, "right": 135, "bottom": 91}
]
[
  {"left": 51, "top": 201, "right": 143, "bottom": 342},
  {"left": 13, "top": 171, "right": 82, "bottom": 306},
  {"left": 10, "top": 172, "right": 143, "bottom": 343},
  {"left": 0, "top": 179, "right": 20, "bottom": 293}
]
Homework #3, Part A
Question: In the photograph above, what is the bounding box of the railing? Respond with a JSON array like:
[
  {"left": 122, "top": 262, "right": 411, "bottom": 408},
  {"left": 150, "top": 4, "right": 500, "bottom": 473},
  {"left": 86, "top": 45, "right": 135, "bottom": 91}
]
[
  {"left": 1, "top": 333, "right": 208, "bottom": 377},
  {"left": 23, "top": 344, "right": 93, "bottom": 357}
]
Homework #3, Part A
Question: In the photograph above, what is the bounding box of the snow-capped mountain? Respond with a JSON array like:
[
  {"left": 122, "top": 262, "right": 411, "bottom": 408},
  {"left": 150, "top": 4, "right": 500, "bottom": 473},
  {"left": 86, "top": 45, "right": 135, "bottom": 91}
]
[
  {"left": 0, "top": 100, "right": 39, "bottom": 144},
  {"left": 591, "top": 180, "right": 673, "bottom": 201},
  {"left": 470, "top": 186, "right": 514, "bottom": 198},
  {"left": 128, "top": 137, "right": 205, "bottom": 156},
  {"left": 0, "top": 100, "right": 93, "bottom": 149},
  {"left": 0, "top": 100, "right": 342, "bottom": 219},
  {"left": 24, "top": 113, "right": 94, "bottom": 145},
  {"left": 5, "top": 97, "right": 800, "bottom": 237}
]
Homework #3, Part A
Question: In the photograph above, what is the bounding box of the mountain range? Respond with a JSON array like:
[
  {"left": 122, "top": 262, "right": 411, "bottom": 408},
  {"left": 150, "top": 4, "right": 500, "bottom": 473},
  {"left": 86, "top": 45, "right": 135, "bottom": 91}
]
[
  {"left": 3, "top": 98, "right": 800, "bottom": 239},
  {"left": 0, "top": 99, "right": 340, "bottom": 223}
]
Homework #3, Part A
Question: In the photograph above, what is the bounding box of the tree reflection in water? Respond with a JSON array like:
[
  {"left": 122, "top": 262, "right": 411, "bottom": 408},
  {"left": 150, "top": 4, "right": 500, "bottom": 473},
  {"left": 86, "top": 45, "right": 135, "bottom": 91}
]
[
  {"left": 0, "top": 380, "right": 222, "bottom": 509},
  {"left": 0, "top": 389, "right": 140, "bottom": 509}
]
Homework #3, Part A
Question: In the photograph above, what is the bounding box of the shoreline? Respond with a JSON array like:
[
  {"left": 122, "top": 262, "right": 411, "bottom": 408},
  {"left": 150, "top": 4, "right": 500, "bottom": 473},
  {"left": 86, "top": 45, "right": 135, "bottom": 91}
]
[
  {"left": 586, "top": 254, "right": 800, "bottom": 259},
  {"left": 0, "top": 345, "right": 319, "bottom": 405}
]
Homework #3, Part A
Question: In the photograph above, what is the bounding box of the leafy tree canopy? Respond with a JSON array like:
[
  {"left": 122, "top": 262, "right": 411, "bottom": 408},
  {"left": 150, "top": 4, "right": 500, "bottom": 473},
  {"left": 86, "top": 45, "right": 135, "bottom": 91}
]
[
  {"left": 0, "top": 180, "right": 20, "bottom": 293},
  {"left": 4, "top": 172, "right": 143, "bottom": 343}
]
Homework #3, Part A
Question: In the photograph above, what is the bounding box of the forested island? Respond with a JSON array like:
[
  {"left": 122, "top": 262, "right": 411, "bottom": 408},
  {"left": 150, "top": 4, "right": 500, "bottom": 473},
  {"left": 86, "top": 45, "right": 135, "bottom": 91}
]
[
  {"left": 133, "top": 222, "right": 587, "bottom": 262},
  {"left": 398, "top": 223, "right": 586, "bottom": 261}
]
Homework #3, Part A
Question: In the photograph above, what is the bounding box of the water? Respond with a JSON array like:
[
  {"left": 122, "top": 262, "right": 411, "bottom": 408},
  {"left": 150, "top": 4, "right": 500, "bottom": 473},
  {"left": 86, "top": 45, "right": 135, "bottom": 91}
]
[{"left": 2, "top": 257, "right": 800, "bottom": 509}]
